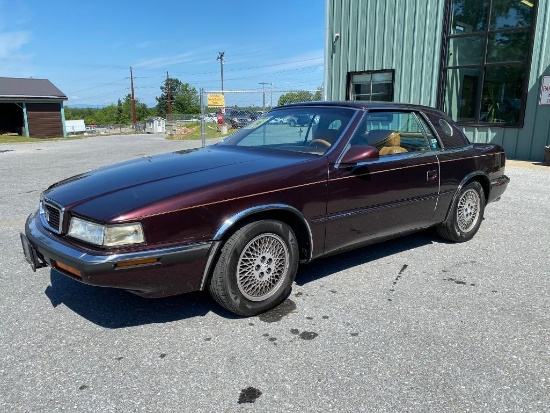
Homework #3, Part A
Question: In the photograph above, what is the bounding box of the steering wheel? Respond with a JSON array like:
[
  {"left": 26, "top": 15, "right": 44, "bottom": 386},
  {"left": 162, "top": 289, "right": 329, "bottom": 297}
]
[{"left": 308, "top": 139, "right": 332, "bottom": 148}]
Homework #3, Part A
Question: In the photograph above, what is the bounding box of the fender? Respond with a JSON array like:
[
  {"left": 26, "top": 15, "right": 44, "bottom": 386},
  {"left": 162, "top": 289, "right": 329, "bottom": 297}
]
[
  {"left": 199, "top": 204, "right": 314, "bottom": 290},
  {"left": 442, "top": 171, "right": 490, "bottom": 223}
]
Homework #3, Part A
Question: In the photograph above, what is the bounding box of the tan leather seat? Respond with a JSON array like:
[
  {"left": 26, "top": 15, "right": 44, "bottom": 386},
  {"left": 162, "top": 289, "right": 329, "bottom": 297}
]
[{"left": 370, "top": 130, "right": 408, "bottom": 155}]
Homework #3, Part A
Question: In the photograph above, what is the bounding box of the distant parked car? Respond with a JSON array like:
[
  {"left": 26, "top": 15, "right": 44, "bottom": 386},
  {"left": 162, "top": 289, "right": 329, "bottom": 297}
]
[
  {"left": 21, "top": 101, "right": 509, "bottom": 316},
  {"left": 203, "top": 113, "right": 217, "bottom": 123},
  {"left": 268, "top": 117, "right": 285, "bottom": 124},
  {"left": 223, "top": 109, "right": 252, "bottom": 128},
  {"left": 287, "top": 113, "right": 314, "bottom": 127}
]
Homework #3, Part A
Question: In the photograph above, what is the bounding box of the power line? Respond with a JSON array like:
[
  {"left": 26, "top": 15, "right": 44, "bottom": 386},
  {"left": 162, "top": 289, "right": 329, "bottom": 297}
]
[
  {"left": 68, "top": 87, "right": 130, "bottom": 103},
  {"left": 63, "top": 55, "right": 323, "bottom": 105},
  {"left": 66, "top": 78, "right": 128, "bottom": 95}
]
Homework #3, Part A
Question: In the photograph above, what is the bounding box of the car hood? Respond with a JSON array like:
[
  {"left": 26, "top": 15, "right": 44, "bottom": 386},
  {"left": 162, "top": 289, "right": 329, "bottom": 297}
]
[{"left": 44, "top": 146, "right": 319, "bottom": 222}]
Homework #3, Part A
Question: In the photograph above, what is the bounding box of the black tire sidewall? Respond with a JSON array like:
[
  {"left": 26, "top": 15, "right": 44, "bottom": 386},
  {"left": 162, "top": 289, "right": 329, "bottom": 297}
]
[{"left": 219, "top": 220, "right": 299, "bottom": 316}]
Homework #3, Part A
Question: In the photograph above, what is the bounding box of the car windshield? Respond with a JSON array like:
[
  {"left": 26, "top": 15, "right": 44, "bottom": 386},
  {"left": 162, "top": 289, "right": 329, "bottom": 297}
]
[{"left": 219, "top": 106, "right": 356, "bottom": 155}]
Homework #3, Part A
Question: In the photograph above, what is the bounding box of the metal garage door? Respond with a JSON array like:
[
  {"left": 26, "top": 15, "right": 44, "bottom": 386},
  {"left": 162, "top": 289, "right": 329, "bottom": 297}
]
[{"left": 26, "top": 103, "right": 63, "bottom": 138}]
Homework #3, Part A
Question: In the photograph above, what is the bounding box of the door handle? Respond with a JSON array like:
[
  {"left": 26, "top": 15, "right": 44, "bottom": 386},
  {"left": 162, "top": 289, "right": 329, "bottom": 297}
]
[{"left": 427, "top": 170, "right": 438, "bottom": 181}]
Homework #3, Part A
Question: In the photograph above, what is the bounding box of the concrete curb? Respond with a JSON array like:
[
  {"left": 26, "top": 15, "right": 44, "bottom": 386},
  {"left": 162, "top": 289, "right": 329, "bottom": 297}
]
[{"left": 506, "top": 159, "right": 549, "bottom": 170}]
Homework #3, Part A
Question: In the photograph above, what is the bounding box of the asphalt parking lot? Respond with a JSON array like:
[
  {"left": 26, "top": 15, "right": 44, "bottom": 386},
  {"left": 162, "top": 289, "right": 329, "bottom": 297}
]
[{"left": 1, "top": 134, "right": 549, "bottom": 412}]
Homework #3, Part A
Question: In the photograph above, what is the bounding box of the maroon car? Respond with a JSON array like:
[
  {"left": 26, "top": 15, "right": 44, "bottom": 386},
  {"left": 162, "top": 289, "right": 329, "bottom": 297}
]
[{"left": 21, "top": 102, "right": 509, "bottom": 316}]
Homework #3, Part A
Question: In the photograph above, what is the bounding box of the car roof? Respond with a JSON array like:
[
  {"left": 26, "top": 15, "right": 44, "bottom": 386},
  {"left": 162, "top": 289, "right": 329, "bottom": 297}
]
[{"left": 276, "top": 101, "right": 448, "bottom": 118}]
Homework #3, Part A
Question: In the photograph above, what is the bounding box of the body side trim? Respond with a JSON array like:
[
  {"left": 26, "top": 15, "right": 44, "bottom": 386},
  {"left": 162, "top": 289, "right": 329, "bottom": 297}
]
[
  {"left": 313, "top": 194, "right": 439, "bottom": 224},
  {"left": 131, "top": 180, "right": 326, "bottom": 222}
]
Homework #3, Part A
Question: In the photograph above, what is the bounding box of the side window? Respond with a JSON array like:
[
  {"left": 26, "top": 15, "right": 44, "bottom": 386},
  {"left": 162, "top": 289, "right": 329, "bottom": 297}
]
[
  {"left": 350, "top": 111, "right": 431, "bottom": 155},
  {"left": 415, "top": 113, "right": 441, "bottom": 150}
]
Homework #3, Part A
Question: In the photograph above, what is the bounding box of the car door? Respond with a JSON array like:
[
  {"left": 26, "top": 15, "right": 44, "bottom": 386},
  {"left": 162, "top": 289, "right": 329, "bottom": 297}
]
[{"left": 324, "top": 110, "right": 441, "bottom": 254}]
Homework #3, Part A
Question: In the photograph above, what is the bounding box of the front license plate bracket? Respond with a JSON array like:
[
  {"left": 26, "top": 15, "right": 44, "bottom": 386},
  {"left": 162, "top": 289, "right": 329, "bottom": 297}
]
[{"left": 20, "top": 233, "right": 46, "bottom": 272}]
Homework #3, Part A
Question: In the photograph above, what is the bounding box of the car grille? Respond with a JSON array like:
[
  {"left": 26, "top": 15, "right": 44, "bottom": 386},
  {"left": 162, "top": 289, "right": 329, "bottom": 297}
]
[{"left": 41, "top": 200, "right": 64, "bottom": 234}]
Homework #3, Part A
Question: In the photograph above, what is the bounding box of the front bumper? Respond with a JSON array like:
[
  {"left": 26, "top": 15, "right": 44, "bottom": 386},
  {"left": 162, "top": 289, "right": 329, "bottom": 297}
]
[{"left": 22, "top": 212, "right": 215, "bottom": 297}]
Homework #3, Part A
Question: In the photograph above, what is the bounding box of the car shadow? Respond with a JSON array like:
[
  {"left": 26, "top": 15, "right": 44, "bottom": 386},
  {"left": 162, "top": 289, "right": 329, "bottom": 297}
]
[
  {"left": 296, "top": 230, "right": 436, "bottom": 286},
  {"left": 44, "top": 270, "right": 239, "bottom": 329},
  {"left": 44, "top": 230, "right": 438, "bottom": 328}
]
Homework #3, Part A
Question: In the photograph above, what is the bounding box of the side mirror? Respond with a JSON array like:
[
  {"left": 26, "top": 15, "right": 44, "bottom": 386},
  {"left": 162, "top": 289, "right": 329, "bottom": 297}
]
[{"left": 338, "top": 145, "right": 379, "bottom": 168}]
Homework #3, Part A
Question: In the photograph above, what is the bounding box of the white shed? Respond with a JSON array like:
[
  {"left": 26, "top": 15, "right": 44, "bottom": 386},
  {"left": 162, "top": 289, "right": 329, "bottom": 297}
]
[
  {"left": 146, "top": 117, "right": 165, "bottom": 133},
  {"left": 65, "top": 119, "right": 86, "bottom": 134}
]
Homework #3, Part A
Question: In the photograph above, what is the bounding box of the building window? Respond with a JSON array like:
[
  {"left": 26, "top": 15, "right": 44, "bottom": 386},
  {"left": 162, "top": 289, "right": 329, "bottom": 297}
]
[
  {"left": 347, "top": 70, "right": 394, "bottom": 102},
  {"left": 441, "top": 0, "right": 536, "bottom": 126}
]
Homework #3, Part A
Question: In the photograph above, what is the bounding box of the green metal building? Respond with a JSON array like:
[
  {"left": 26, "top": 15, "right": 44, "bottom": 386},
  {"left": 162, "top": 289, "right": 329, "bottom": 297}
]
[{"left": 324, "top": 0, "right": 549, "bottom": 161}]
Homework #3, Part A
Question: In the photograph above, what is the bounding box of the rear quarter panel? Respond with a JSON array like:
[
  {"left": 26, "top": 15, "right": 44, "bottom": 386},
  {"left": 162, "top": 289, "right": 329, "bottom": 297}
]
[{"left": 434, "top": 144, "right": 506, "bottom": 223}]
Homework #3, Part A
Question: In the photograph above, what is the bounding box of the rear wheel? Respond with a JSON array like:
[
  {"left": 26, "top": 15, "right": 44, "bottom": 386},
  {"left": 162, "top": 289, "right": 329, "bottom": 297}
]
[
  {"left": 208, "top": 220, "right": 299, "bottom": 316},
  {"left": 437, "top": 181, "right": 485, "bottom": 242}
]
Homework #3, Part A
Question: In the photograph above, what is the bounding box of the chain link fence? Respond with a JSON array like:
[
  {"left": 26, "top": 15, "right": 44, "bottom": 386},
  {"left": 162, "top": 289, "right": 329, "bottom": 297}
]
[{"left": 197, "top": 89, "right": 320, "bottom": 146}]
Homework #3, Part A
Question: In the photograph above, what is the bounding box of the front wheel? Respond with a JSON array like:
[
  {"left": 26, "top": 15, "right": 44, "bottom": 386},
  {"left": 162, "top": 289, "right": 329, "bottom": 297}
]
[
  {"left": 436, "top": 181, "right": 486, "bottom": 242},
  {"left": 208, "top": 220, "right": 299, "bottom": 316}
]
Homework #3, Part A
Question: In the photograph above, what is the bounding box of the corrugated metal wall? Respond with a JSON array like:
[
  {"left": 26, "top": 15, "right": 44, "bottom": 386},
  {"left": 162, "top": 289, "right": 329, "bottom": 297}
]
[
  {"left": 326, "top": 0, "right": 550, "bottom": 161},
  {"left": 326, "top": 0, "right": 444, "bottom": 106}
]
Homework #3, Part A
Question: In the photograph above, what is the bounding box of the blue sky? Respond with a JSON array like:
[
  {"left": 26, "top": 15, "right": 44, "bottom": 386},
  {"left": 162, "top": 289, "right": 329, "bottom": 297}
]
[{"left": 1, "top": 0, "right": 325, "bottom": 107}]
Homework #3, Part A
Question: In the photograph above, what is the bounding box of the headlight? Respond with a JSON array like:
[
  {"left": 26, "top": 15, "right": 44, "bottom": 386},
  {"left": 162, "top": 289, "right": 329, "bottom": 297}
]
[
  {"left": 68, "top": 218, "right": 104, "bottom": 245},
  {"left": 104, "top": 223, "right": 145, "bottom": 247},
  {"left": 68, "top": 217, "right": 145, "bottom": 247}
]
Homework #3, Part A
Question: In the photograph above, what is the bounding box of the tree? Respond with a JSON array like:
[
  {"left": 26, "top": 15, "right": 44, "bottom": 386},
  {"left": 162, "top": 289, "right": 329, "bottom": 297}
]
[
  {"left": 313, "top": 85, "right": 323, "bottom": 100},
  {"left": 64, "top": 95, "right": 154, "bottom": 126},
  {"left": 277, "top": 86, "right": 323, "bottom": 106},
  {"left": 116, "top": 99, "right": 125, "bottom": 124},
  {"left": 95, "top": 104, "right": 118, "bottom": 125},
  {"left": 156, "top": 78, "right": 200, "bottom": 116},
  {"left": 118, "top": 94, "right": 150, "bottom": 123}
]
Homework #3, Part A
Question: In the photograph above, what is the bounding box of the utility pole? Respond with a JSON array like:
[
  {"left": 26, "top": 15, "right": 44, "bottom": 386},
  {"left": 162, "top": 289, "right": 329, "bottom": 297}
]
[
  {"left": 259, "top": 82, "right": 268, "bottom": 110},
  {"left": 130, "top": 67, "right": 137, "bottom": 126},
  {"left": 166, "top": 72, "right": 172, "bottom": 119},
  {"left": 217, "top": 52, "right": 225, "bottom": 93},
  {"left": 259, "top": 82, "right": 272, "bottom": 110}
]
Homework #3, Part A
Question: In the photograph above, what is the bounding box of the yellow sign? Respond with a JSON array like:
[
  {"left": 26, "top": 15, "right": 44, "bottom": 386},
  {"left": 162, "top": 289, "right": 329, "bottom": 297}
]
[{"left": 207, "top": 94, "right": 225, "bottom": 107}]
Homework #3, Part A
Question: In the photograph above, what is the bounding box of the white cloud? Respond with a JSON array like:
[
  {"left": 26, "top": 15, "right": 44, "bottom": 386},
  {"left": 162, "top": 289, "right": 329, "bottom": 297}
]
[
  {"left": 0, "top": 31, "right": 31, "bottom": 58},
  {"left": 266, "top": 50, "right": 324, "bottom": 72},
  {"left": 0, "top": 31, "right": 34, "bottom": 77},
  {"left": 134, "top": 52, "right": 196, "bottom": 69}
]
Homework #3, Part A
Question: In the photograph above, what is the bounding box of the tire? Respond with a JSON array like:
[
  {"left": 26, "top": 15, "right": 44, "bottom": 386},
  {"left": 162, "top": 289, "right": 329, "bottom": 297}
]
[
  {"left": 436, "top": 181, "right": 486, "bottom": 242},
  {"left": 208, "top": 220, "right": 299, "bottom": 316}
]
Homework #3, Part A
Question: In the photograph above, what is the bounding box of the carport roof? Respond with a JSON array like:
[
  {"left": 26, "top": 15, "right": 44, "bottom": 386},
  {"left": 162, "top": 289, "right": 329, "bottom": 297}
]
[{"left": 0, "top": 76, "right": 67, "bottom": 100}]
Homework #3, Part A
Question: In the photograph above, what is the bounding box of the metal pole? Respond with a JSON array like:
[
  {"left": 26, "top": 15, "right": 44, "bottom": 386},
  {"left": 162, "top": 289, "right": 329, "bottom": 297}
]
[
  {"left": 259, "top": 82, "right": 268, "bottom": 110},
  {"left": 217, "top": 52, "right": 225, "bottom": 93},
  {"left": 166, "top": 72, "right": 172, "bottom": 119},
  {"left": 130, "top": 67, "right": 137, "bottom": 126},
  {"left": 200, "top": 88, "right": 206, "bottom": 148}
]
